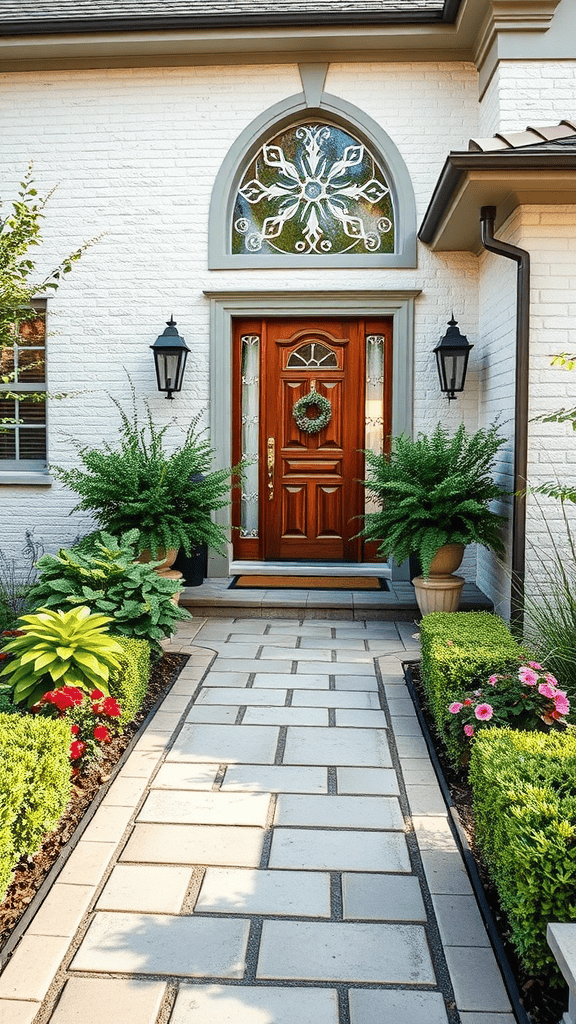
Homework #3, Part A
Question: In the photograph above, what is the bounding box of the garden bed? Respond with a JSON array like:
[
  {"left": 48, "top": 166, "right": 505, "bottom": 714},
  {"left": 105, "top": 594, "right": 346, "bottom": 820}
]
[
  {"left": 0, "top": 650, "right": 186, "bottom": 953},
  {"left": 406, "top": 660, "right": 567, "bottom": 1024}
]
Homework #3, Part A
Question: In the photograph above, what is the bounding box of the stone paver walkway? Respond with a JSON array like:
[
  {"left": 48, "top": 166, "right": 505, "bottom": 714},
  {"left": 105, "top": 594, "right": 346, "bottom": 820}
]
[{"left": 0, "top": 618, "right": 515, "bottom": 1024}]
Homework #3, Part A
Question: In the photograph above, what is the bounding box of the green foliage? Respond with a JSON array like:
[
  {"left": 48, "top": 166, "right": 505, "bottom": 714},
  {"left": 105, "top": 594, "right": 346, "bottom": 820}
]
[
  {"left": 0, "top": 605, "right": 123, "bottom": 707},
  {"left": 470, "top": 728, "right": 576, "bottom": 977},
  {"left": 360, "top": 422, "right": 508, "bottom": 578},
  {"left": 52, "top": 389, "right": 237, "bottom": 556},
  {"left": 0, "top": 713, "right": 71, "bottom": 902},
  {"left": 110, "top": 636, "right": 151, "bottom": 724},
  {"left": 28, "top": 530, "right": 190, "bottom": 658},
  {"left": 0, "top": 531, "right": 43, "bottom": 631},
  {"left": 420, "top": 611, "right": 524, "bottom": 762}
]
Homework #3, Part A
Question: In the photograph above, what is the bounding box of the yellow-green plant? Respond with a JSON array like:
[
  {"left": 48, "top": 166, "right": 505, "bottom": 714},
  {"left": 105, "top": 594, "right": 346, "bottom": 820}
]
[{"left": 0, "top": 605, "right": 123, "bottom": 707}]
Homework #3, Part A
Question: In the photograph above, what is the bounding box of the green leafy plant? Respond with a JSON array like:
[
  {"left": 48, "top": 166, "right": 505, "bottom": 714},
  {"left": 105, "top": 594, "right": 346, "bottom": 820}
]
[
  {"left": 470, "top": 728, "right": 576, "bottom": 977},
  {"left": 360, "top": 422, "right": 508, "bottom": 578},
  {"left": 52, "top": 389, "right": 237, "bottom": 557},
  {"left": 0, "top": 530, "right": 43, "bottom": 632},
  {"left": 28, "top": 530, "right": 190, "bottom": 657},
  {"left": 0, "top": 605, "right": 123, "bottom": 707}
]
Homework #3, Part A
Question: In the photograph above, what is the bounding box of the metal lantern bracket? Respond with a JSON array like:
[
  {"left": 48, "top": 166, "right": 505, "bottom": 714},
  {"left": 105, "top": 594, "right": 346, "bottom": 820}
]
[{"left": 150, "top": 316, "right": 191, "bottom": 399}]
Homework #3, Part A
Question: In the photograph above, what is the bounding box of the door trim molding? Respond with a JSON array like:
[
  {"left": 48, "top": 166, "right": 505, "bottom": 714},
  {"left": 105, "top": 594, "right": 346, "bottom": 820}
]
[{"left": 205, "top": 289, "right": 420, "bottom": 576}]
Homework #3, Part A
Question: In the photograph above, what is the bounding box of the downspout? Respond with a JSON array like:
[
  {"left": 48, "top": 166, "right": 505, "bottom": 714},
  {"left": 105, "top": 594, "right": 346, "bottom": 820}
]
[{"left": 479, "top": 206, "right": 530, "bottom": 631}]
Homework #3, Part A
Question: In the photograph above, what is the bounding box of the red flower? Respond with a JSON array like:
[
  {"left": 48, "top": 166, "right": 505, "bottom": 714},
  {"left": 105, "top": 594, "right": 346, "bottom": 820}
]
[
  {"left": 61, "top": 686, "right": 84, "bottom": 706},
  {"left": 0, "top": 653, "right": 7, "bottom": 661},
  {"left": 93, "top": 726, "right": 110, "bottom": 743},
  {"left": 91, "top": 689, "right": 104, "bottom": 700},
  {"left": 101, "top": 697, "right": 121, "bottom": 718},
  {"left": 51, "top": 690, "right": 74, "bottom": 711},
  {"left": 69, "top": 740, "right": 86, "bottom": 760},
  {"left": 70, "top": 724, "right": 80, "bottom": 735}
]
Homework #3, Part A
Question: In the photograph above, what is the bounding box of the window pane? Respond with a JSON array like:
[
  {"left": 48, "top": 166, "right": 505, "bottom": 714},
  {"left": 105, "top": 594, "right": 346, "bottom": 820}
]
[
  {"left": 287, "top": 342, "right": 338, "bottom": 368},
  {"left": 17, "top": 347, "right": 45, "bottom": 383},
  {"left": 0, "top": 429, "right": 16, "bottom": 460},
  {"left": 18, "top": 316, "right": 46, "bottom": 346},
  {"left": 365, "top": 334, "right": 385, "bottom": 517},
  {"left": 0, "top": 346, "right": 14, "bottom": 380},
  {"left": 18, "top": 427, "right": 47, "bottom": 461},
  {"left": 233, "top": 121, "right": 394, "bottom": 257},
  {"left": 18, "top": 398, "right": 46, "bottom": 425}
]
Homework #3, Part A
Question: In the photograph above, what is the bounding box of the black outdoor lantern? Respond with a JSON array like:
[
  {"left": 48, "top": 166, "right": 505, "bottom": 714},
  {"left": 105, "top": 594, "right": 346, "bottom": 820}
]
[
  {"left": 433, "top": 316, "right": 474, "bottom": 401},
  {"left": 150, "top": 316, "right": 190, "bottom": 399}
]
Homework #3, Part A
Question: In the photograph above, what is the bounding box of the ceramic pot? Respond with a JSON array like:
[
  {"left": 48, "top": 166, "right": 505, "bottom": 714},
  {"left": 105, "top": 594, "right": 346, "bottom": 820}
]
[
  {"left": 136, "top": 547, "right": 178, "bottom": 572},
  {"left": 427, "top": 543, "right": 465, "bottom": 577},
  {"left": 412, "top": 542, "right": 466, "bottom": 615}
]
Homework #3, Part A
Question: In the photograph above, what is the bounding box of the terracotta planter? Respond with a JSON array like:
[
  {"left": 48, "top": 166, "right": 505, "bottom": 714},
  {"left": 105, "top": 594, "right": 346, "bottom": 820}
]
[
  {"left": 136, "top": 547, "right": 178, "bottom": 572},
  {"left": 412, "top": 542, "right": 466, "bottom": 615}
]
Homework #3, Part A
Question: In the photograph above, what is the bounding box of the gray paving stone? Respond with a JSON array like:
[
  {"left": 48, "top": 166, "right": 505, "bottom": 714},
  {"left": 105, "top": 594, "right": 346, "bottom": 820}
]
[
  {"left": 196, "top": 672, "right": 250, "bottom": 687},
  {"left": 333, "top": 675, "right": 379, "bottom": 691},
  {"left": 334, "top": 709, "right": 387, "bottom": 728},
  {"left": 170, "top": 984, "right": 340, "bottom": 1024},
  {"left": 48, "top": 978, "right": 167, "bottom": 1024},
  {"left": 198, "top": 687, "right": 286, "bottom": 706},
  {"left": 167, "top": 724, "right": 279, "bottom": 764},
  {"left": 101, "top": 775, "right": 149, "bottom": 807},
  {"left": 243, "top": 706, "right": 329, "bottom": 726},
  {"left": 444, "top": 947, "right": 511, "bottom": 1012},
  {"left": 386, "top": 696, "right": 417, "bottom": 716},
  {"left": 212, "top": 659, "right": 293, "bottom": 673},
  {"left": 394, "top": 734, "right": 430, "bottom": 758},
  {"left": 300, "top": 636, "right": 367, "bottom": 650},
  {"left": 185, "top": 705, "right": 240, "bottom": 724},
  {"left": 391, "top": 716, "right": 424, "bottom": 736},
  {"left": 420, "top": 851, "right": 474, "bottom": 896},
  {"left": 405, "top": 783, "right": 447, "bottom": 815},
  {"left": 292, "top": 690, "right": 380, "bottom": 709},
  {"left": 257, "top": 920, "right": 435, "bottom": 983},
  {"left": 297, "top": 661, "right": 375, "bottom": 676},
  {"left": 221, "top": 765, "right": 327, "bottom": 793},
  {"left": 261, "top": 646, "right": 332, "bottom": 661},
  {"left": 121, "top": 824, "right": 264, "bottom": 867},
  {"left": 151, "top": 763, "right": 220, "bottom": 790},
  {"left": 337, "top": 767, "right": 400, "bottom": 795},
  {"left": 71, "top": 912, "right": 250, "bottom": 978},
  {"left": 283, "top": 726, "right": 392, "bottom": 767},
  {"left": 96, "top": 865, "right": 192, "bottom": 913},
  {"left": 349, "top": 988, "right": 449, "bottom": 1024},
  {"left": 81, "top": 804, "right": 134, "bottom": 844},
  {"left": 27, "top": 883, "right": 94, "bottom": 937},
  {"left": 458, "top": 1015, "right": 516, "bottom": 1024},
  {"left": 0, "top": 1001, "right": 40, "bottom": 1024},
  {"left": 267, "top": 624, "right": 334, "bottom": 636},
  {"left": 196, "top": 867, "right": 331, "bottom": 917},
  {"left": 138, "top": 790, "right": 270, "bottom": 826},
  {"left": 401, "top": 759, "right": 440, "bottom": 787},
  {"left": 252, "top": 673, "right": 329, "bottom": 689},
  {"left": 275, "top": 794, "right": 403, "bottom": 829},
  {"left": 206, "top": 643, "right": 261, "bottom": 658},
  {"left": 269, "top": 828, "right": 411, "bottom": 872},
  {"left": 230, "top": 633, "right": 298, "bottom": 645},
  {"left": 412, "top": 815, "right": 455, "bottom": 851},
  {"left": 160, "top": 695, "right": 193, "bottom": 713},
  {"left": 432, "top": 895, "right": 490, "bottom": 946},
  {"left": 342, "top": 873, "right": 426, "bottom": 921}
]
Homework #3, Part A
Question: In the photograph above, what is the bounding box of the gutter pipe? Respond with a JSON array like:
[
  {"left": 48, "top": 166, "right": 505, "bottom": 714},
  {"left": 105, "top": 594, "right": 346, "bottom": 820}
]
[{"left": 479, "top": 205, "right": 530, "bottom": 631}]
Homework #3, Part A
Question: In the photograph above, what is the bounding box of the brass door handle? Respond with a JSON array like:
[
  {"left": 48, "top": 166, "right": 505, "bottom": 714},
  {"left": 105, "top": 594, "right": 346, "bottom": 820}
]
[{"left": 267, "top": 437, "right": 275, "bottom": 501}]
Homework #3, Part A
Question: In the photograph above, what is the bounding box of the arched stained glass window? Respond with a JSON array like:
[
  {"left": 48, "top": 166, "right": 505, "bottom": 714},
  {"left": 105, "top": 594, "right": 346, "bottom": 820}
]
[
  {"left": 287, "top": 342, "right": 338, "bottom": 368},
  {"left": 233, "top": 122, "right": 394, "bottom": 257}
]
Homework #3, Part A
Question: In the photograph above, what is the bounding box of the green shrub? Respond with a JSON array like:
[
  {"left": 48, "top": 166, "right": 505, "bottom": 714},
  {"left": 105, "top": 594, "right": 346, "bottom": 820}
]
[
  {"left": 420, "top": 611, "right": 524, "bottom": 760},
  {"left": 110, "top": 636, "right": 151, "bottom": 724},
  {"left": 0, "top": 714, "right": 71, "bottom": 902},
  {"left": 470, "top": 727, "right": 576, "bottom": 976},
  {"left": 28, "top": 530, "right": 190, "bottom": 659}
]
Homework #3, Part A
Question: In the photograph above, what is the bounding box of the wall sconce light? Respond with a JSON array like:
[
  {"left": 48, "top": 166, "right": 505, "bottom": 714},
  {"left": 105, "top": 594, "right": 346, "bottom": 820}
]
[
  {"left": 434, "top": 316, "right": 473, "bottom": 401},
  {"left": 150, "top": 316, "right": 190, "bottom": 399}
]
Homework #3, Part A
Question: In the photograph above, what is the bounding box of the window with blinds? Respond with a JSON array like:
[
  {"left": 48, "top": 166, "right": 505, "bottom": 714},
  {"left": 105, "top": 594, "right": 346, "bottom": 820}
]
[{"left": 0, "top": 304, "right": 47, "bottom": 471}]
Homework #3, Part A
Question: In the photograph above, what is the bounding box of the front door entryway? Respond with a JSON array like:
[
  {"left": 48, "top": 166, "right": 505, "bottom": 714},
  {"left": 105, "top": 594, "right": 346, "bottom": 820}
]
[{"left": 232, "top": 316, "right": 392, "bottom": 562}]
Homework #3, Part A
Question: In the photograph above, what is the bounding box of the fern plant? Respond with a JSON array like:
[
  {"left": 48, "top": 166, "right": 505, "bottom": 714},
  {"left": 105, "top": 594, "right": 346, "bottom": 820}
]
[
  {"left": 53, "top": 391, "right": 237, "bottom": 557},
  {"left": 360, "top": 422, "right": 508, "bottom": 578}
]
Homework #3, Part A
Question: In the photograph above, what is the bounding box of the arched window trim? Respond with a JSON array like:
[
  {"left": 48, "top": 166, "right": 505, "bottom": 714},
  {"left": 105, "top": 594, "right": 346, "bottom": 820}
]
[{"left": 208, "top": 91, "right": 417, "bottom": 270}]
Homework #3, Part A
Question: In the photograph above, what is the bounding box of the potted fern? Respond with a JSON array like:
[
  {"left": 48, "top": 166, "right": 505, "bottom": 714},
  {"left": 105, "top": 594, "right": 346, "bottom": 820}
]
[
  {"left": 360, "top": 422, "right": 508, "bottom": 613},
  {"left": 53, "top": 393, "right": 237, "bottom": 572}
]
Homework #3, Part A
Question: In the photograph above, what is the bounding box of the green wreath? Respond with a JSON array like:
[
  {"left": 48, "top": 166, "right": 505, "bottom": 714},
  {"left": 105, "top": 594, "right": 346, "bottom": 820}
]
[{"left": 293, "top": 390, "right": 332, "bottom": 435}]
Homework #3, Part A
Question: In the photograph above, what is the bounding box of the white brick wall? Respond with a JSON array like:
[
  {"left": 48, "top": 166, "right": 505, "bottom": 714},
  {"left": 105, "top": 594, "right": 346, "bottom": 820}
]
[
  {"left": 0, "top": 60, "right": 482, "bottom": 578},
  {"left": 481, "top": 60, "right": 576, "bottom": 136}
]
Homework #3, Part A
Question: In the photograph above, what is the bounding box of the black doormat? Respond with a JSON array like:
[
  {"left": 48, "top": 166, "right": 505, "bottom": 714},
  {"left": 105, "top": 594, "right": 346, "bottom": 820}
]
[{"left": 229, "top": 575, "right": 389, "bottom": 591}]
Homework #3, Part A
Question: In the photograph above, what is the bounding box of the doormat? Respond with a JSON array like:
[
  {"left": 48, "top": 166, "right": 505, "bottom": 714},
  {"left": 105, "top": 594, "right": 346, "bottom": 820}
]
[{"left": 229, "top": 575, "right": 389, "bottom": 591}]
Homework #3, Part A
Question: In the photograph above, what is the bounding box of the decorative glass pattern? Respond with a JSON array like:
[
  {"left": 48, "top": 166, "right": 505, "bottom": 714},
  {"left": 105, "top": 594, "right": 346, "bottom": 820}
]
[
  {"left": 233, "top": 122, "right": 394, "bottom": 256},
  {"left": 240, "top": 334, "right": 260, "bottom": 538},
  {"left": 287, "top": 342, "right": 338, "bottom": 368},
  {"left": 365, "top": 334, "right": 385, "bottom": 517}
]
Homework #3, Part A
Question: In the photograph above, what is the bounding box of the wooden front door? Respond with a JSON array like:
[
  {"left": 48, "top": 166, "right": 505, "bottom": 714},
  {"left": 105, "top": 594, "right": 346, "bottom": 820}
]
[{"left": 232, "top": 316, "right": 392, "bottom": 562}]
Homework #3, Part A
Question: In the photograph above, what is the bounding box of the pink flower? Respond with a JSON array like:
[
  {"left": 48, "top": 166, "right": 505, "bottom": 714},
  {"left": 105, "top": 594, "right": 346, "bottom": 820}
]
[
  {"left": 554, "top": 693, "right": 570, "bottom": 716},
  {"left": 488, "top": 674, "right": 500, "bottom": 686},
  {"left": 449, "top": 702, "right": 463, "bottom": 714},
  {"left": 546, "top": 673, "right": 558, "bottom": 687},
  {"left": 475, "top": 703, "right": 493, "bottom": 721},
  {"left": 539, "top": 682, "right": 557, "bottom": 699},
  {"left": 528, "top": 662, "right": 543, "bottom": 671},
  {"left": 464, "top": 724, "right": 475, "bottom": 737},
  {"left": 519, "top": 666, "right": 538, "bottom": 686}
]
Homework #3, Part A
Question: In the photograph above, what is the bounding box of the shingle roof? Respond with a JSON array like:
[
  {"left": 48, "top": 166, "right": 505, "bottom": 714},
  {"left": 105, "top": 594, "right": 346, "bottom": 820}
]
[
  {"left": 469, "top": 120, "right": 576, "bottom": 153},
  {"left": 0, "top": 0, "right": 451, "bottom": 34}
]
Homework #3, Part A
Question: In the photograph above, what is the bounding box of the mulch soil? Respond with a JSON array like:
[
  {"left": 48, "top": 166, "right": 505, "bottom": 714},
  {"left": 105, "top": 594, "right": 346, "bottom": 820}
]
[
  {"left": 0, "top": 651, "right": 187, "bottom": 953},
  {"left": 407, "top": 661, "right": 567, "bottom": 1024}
]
